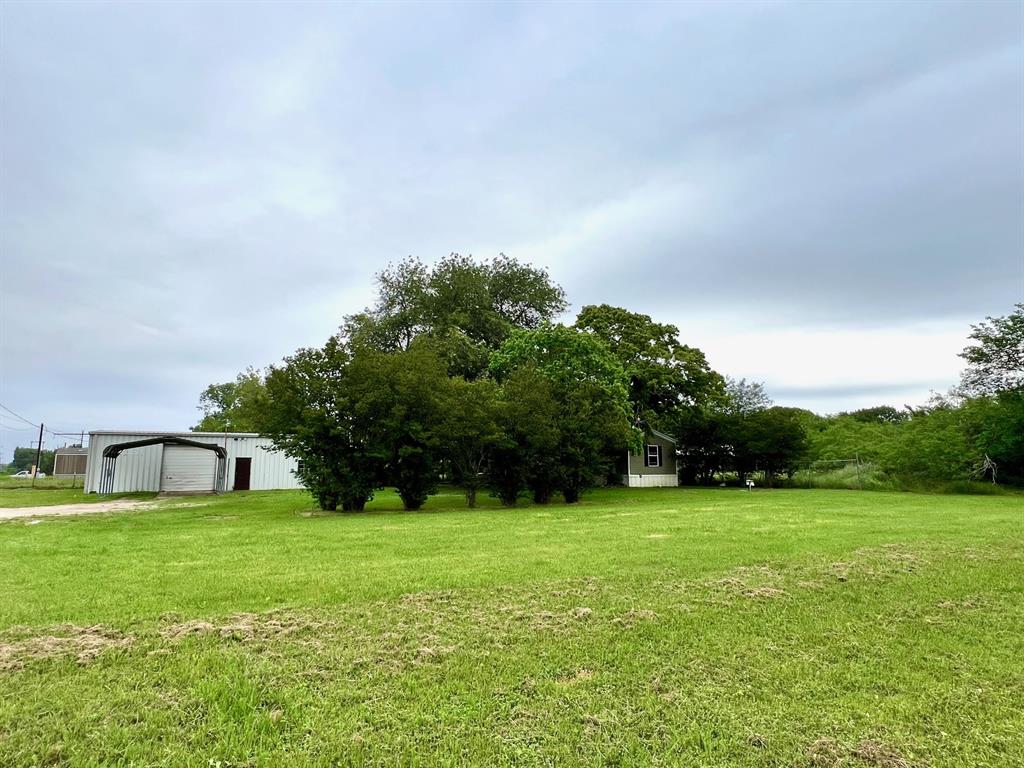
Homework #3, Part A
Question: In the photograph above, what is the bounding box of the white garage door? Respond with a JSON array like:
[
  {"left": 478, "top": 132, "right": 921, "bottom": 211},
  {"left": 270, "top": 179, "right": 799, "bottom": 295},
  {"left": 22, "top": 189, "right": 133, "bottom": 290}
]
[{"left": 160, "top": 445, "right": 217, "bottom": 493}]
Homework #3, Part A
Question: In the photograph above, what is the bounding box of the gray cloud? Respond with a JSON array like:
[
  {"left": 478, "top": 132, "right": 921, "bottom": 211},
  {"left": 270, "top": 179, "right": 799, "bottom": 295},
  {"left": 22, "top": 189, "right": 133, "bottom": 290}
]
[{"left": 1, "top": 1, "right": 1022, "bottom": 460}]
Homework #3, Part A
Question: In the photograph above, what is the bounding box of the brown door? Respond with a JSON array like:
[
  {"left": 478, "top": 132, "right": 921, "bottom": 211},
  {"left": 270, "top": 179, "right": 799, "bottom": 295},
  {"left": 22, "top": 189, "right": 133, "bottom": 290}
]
[{"left": 233, "top": 457, "right": 252, "bottom": 491}]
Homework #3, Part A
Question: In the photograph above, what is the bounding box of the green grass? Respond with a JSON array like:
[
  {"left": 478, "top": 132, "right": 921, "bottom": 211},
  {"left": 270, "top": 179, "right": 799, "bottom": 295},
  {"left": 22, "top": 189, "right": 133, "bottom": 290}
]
[
  {"left": 0, "top": 476, "right": 155, "bottom": 507},
  {"left": 1, "top": 487, "right": 1022, "bottom": 767}
]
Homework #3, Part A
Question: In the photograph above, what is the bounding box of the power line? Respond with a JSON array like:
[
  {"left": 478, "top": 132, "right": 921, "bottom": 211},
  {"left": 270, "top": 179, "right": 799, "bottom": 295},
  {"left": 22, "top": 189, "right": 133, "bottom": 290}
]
[
  {"left": 0, "top": 402, "right": 38, "bottom": 428},
  {"left": 0, "top": 421, "right": 37, "bottom": 432},
  {"left": 0, "top": 414, "right": 35, "bottom": 428},
  {"left": 0, "top": 404, "right": 86, "bottom": 441}
]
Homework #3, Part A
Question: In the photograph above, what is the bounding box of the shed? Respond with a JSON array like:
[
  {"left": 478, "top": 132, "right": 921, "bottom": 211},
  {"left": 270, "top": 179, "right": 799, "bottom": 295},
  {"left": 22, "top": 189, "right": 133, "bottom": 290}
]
[
  {"left": 53, "top": 446, "right": 88, "bottom": 477},
  {"left": 620, "top": 429, "right": 679, "bottom": 487}
]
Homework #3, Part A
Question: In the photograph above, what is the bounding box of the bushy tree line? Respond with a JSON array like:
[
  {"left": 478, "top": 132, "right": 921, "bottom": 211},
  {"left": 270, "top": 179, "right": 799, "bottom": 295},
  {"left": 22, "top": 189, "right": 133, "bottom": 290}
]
[
  {"left": 805, "top": 306, "right": 1024, "bottom": 486},
  {"left": 197, "top": 254, "right": 730, "bottom": 510},
  {"left": 4, "top": 447, "right": 55, "bottom": 475},
  {"left": 673, "top": 381, "right": 813, "bottom": 488},
  {"left": 208, "top": 255, "right": 680, "bottom": 511},
  {"left": 196, "top": 257, "right": 1023, "bottom": 507},
  {"left": 675, "top": 305, "right": 1024, "bottom": 488}
]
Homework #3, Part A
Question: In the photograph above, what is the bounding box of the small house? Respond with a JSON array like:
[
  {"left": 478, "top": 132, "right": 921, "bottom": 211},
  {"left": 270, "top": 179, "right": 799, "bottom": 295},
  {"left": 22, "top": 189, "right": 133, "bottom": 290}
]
[{"left": 619, "top": 429, "right": 679, "bottom": 487}]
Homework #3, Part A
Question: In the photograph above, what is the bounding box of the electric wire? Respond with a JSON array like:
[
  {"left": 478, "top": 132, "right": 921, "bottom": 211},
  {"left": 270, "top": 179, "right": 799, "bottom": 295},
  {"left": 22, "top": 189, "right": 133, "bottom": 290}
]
[{"left": 0, "top": 402, "right": 38, "bottom": 428}]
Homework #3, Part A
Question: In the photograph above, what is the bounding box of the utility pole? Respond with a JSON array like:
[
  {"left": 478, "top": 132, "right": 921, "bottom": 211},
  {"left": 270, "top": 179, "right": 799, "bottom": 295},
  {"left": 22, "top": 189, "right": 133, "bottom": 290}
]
[{"left": 32, "top": 423, "right": 44, "bottom": 487}]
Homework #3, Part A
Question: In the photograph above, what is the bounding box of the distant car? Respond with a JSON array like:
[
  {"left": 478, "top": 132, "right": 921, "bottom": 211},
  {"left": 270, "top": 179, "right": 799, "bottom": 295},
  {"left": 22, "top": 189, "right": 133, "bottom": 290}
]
[{"left": 12, "top": 470, "right": 45, "bottom": 478}]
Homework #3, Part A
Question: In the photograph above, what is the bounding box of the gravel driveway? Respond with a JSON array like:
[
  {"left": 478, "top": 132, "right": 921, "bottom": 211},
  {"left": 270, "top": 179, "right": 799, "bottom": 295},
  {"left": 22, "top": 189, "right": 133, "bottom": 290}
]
[{"left": 0, "top": 500, "right": 163, "bottom": 521}]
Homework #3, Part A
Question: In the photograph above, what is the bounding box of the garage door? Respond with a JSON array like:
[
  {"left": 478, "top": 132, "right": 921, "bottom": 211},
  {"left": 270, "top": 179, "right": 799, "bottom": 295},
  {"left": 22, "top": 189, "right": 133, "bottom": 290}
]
[{"left": 160, "top": 445, "right": 217, "bottom": 493}]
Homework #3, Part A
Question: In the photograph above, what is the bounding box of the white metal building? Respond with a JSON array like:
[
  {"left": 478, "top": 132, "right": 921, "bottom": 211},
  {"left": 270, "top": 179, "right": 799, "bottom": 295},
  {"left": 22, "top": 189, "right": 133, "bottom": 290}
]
[{"left": 84, "top": 431, "right": 304, "bottom": 494}]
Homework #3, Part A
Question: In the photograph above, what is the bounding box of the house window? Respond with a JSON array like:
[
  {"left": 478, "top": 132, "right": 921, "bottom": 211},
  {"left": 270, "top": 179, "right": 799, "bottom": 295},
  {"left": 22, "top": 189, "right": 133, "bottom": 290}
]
[
  {"left": 296, "top": 460, "right": 305, "bottom": 474},
  {"left": 645, "top": 444, "right": 661, "bottom": 468}
]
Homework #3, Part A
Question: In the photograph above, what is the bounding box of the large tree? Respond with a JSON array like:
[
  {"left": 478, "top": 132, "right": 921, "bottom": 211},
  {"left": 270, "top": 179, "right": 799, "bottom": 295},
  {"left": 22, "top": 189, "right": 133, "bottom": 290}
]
[
  {"left": 193, "top": 367, "right": 268, "bottom": 433},
  {"left": 346, "top": 342, "right": 450, "bottom": 511},
  {"left": 490, "top": 325, "right": 638, "bottom": 502},
  {"left": 437, "top": 377, "right": 504, "bottom": 508},
  {"left": 345, "top": 253, "right": 567, "bottom": 378},
  {"left": 673, "top": 406, "right": 731, "bottom": 485},
  {"left": 259, "top": 338, "right": 382, "bottom": 511},
  {"left": 574, "top": 304, "right": 724, "bottom": 428},
  {"left": 486, "top": 367, "right": 560, "bottom": 506},
  {"left": 728, "top": 406, "right": 810, "bottom": 487},
  {"left": 723, "top": 377, "right": 772, "bottom": 416},
  {"left": 672, "top": 378, "right": 772, "bottom": 485},
  {"left": 958, "top": 303, "right": 1023, "bottom": 396}
]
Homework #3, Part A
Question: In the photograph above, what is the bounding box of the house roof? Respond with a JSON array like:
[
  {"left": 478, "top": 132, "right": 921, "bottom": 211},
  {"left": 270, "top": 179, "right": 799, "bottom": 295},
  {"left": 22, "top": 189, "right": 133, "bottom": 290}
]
[{"left": 648, "top": 428, "right": 677, "bottom": 444}]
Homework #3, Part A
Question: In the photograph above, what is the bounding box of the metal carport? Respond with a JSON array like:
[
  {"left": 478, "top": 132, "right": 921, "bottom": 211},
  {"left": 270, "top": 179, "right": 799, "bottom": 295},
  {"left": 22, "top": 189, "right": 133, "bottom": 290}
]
[{"left": 97, "top": 436, "right": 227, "bottom": 495}]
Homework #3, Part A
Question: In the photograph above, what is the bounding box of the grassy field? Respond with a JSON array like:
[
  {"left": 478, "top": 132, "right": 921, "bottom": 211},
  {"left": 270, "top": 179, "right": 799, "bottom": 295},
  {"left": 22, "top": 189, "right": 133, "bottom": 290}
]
[
  {"left": 0, "top": 475, "right": 155, "bottom": 508},
  {"left": 0, "top": 486, "right": 1021, "bottom": 767}
]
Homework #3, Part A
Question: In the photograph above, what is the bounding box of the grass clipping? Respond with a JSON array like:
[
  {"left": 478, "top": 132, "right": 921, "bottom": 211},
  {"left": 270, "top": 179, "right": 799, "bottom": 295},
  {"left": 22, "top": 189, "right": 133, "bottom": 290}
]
[{"left": 0, "top": 625, "right": 133, "bottom": 670}]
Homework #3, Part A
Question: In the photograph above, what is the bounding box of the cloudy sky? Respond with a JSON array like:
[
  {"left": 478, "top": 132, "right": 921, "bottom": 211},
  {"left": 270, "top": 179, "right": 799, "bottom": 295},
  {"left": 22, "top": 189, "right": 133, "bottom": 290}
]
[{"left": 1, "top": 1, "right": 1022, "bottom": 460}]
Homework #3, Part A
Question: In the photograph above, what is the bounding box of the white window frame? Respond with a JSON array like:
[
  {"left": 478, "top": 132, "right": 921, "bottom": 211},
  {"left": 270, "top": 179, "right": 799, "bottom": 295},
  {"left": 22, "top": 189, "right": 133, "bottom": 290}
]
[{"left": 645, "top": 444, "right": 662, "bottom": 468}]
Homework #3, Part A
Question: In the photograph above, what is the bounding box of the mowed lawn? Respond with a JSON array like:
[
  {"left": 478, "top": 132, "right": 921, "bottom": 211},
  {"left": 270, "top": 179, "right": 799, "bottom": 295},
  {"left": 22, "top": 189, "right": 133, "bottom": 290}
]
[{"left": 1, "top": 488, "right": 1021, "bottom": 767}]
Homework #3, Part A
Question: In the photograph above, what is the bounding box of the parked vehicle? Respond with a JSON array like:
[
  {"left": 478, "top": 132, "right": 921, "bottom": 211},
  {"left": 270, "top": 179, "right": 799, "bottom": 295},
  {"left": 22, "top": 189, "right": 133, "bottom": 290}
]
[{"left": 12, "top": 470, "right": 45, "bottom": 478}]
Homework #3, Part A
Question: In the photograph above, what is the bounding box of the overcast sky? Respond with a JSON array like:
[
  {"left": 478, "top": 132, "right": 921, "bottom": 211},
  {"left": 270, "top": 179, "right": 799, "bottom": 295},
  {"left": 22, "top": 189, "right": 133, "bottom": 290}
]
[{"left": 1, "top": 1, "right": 1022, "bottom": 461}]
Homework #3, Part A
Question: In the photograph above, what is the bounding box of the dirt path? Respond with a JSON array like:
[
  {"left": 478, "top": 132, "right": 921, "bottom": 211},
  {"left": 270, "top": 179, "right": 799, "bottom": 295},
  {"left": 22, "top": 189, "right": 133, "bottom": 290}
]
[{"left": 0, "top": 500, "right": 163, "bottom": 521}]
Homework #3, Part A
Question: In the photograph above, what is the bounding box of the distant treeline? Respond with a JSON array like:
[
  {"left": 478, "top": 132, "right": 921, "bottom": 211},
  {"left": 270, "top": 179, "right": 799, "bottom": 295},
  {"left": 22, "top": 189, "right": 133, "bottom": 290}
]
[
  {"left": 193, "top": 255, "right": 1022, "bottom": 509},
  {"left": 677, "top": 395, "right": 1023, "bottom": 491},
  {"left": 2, "top": 447, "right": 55, "bottom": 475}
]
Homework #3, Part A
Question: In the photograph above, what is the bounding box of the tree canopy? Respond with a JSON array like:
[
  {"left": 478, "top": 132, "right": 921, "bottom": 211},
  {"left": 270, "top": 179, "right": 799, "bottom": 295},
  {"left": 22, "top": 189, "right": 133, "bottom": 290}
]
[
  {"left": 490, "top": 325, "right": 639, "bottom": 503},
  {"left": 958, "top": 303, "right": 1023, "bottom": 396},
  {"left": 193, "top": 368, "right": 268, "bottom": 433},
  {"left": 344, "top": 254, "right": 568, "bottom": 378},
  {"left": 195, "top": 260, "right": 1024, "bottom": 509},
  {"left": 575, "top": 304, "right": 724, "bottom": 427}
]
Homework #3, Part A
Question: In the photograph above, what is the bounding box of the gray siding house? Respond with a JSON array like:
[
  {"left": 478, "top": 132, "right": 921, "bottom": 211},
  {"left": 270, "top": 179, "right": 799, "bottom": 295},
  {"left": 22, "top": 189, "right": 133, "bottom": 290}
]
[{"left": 619, "top": 429, "right": 679, "bottom": 487}]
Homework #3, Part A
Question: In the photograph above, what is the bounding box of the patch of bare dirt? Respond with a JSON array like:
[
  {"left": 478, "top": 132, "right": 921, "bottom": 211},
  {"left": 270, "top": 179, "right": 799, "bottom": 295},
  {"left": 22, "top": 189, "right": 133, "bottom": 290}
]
[
  {"left": 0, "top": 499, "right": 211, "bottom": 522},
  {"left": 0, "top": 625, "right": 133, "bottom": 670},
  {"left": 0, "top": 500, "right": 160, "bottom": 521}
]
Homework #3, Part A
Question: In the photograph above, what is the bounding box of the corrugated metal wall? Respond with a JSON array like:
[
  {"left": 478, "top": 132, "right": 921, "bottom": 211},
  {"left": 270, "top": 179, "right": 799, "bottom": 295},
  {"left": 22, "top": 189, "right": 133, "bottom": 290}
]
[
  {"left": 160, "top": 445, "right": 218, "bottom": 492},
  {"left": 85, "top": 433, "right": 164, "bottom": 492},
  {"left": 54, "top": 452, "right": 88, "bottom": 476},
  {"left": 85, "top": 432, "right": 304, "bottom": 493}
]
